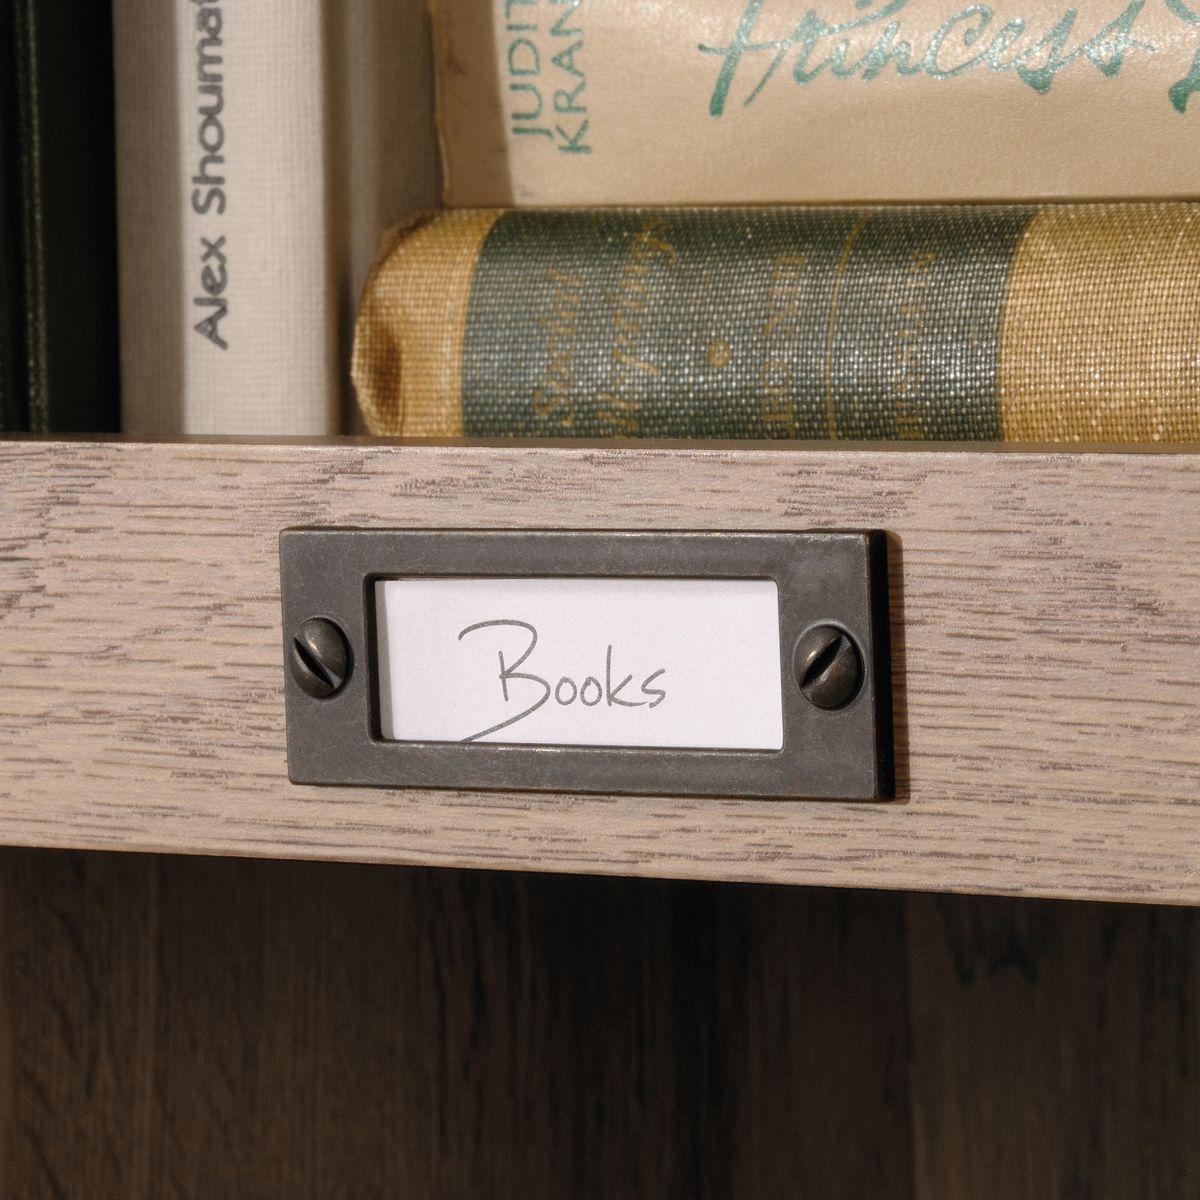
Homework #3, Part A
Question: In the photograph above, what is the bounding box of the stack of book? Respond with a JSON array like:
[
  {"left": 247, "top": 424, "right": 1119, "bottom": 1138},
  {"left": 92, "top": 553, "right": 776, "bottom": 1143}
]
[
  {"left": 11, "top": 0, "right": 1196, "bottom": 440},
  {"left": 351, "top": 0, "right": 1200, "bottom": 445}
]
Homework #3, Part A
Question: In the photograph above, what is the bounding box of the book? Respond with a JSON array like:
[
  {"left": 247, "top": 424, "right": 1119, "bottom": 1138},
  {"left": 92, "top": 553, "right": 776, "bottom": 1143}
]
[
  {"left": 351, "top": 204, "right": 1200, "bottom": 442},
  {"left": 113, "top": 0, "right": 438, "bottom": 437},
  {"left": 1, "top": 0, "right": 121, "bottom": 433},
  {"left": 430, "top": 0, "right": 1200, "bottom": 206}
]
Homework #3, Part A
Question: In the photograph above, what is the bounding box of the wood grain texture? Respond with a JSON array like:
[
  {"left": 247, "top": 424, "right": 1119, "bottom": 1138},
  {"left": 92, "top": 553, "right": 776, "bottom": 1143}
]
[
  {"left": 907, "top": 892, "right": 1200, "bottom": 1199},
  {"left": 0, "top": 848, "right": 913, "bottom": 1200},
  {"left": 0, "top": 851, "right": 158, "bottom": 1196},
  {"left": 2, "top": 848, "right": 1198, "bottom": 1198},
  {"left": 1, "top": 438, "right": 1200, "bottom": 902}
]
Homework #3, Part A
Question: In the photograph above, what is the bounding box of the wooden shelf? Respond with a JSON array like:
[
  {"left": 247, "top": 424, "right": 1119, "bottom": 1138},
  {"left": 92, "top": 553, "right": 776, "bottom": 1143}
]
[{"left": 2, "top": 437, "right": 1199, "bottom": 903}]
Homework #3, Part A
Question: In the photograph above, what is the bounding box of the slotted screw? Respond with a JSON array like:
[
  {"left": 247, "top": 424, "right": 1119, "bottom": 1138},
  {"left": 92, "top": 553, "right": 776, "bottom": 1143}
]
[
  {"left": 793, "top": 624, "right": 863, "bottom": 711},
  {"left": 291, "top": 617, "right": 350, "bottom": 698}
]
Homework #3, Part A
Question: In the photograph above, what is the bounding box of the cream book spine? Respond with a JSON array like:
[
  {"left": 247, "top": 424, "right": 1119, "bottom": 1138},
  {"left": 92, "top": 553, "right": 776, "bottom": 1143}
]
[
  {"left": 114, "top": 0, "right": 438, "bottom": 435},
  {"left": 431, "top": 0, "right": 1200, "bottom": 206}
]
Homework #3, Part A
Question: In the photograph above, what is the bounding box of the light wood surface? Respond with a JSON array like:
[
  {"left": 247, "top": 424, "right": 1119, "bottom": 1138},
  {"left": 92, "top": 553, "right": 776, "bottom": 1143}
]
[
  {"left": 1, "top": 438, "right": 1199, "bottom": 903},
  {"left": 2, "top": 848, "right": 1196, "bottom": 1199}
]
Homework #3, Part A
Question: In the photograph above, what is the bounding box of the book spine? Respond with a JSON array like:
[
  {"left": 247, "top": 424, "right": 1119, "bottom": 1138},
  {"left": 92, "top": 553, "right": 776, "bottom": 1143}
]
[
  {"left": 114, "top": 0, "right": 335, "bottom": 436},
  {"left": 2, "top": 0, "right": 121, "bottom": 433},
  {"left": 0, "top": 3, "right": 24, "bottom": 433},
  {"left": 351, "top": 205, "right": 1200, "bottom": 442},
  {"left": 431, "top": 0, "right": 1200, "bottom": 206}
]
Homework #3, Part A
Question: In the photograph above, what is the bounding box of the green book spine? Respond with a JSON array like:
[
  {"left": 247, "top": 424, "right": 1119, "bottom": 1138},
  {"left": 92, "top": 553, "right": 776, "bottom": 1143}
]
[
  {"left": 0, "top": 4, "right": 25, "bottom": 432},
  {"left": 353, "top": 205, "right": 1200, "bottom": 443},
  {"left": 2, "top": 0, "right": 121, "bottom": 434}
]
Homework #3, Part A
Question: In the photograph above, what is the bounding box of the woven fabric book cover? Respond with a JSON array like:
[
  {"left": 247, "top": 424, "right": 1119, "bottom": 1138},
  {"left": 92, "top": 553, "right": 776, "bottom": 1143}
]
[
  {"left": 113, "top": 0, "right": 437, "bottom": 436},
  {"left": 352, "top": 204, "right": 1200, "bottom": 442},
  {"left": 113, "top": 0, "right": 331, "bottom": 436},
  {"left": 432, "top": 0, "right": 1200, "bottom": 205}
]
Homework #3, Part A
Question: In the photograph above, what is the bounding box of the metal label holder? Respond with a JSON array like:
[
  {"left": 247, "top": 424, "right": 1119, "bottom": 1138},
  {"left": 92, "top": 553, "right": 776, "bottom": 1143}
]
[{"left": 279, "top": 529, "right": 893, "bottom": 800}]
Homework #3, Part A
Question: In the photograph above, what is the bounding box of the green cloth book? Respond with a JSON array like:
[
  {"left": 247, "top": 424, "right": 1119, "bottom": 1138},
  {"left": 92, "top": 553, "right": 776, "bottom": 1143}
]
[
  {"left": 0, "top": 0, "right": 120, "bottom": 433},
  {"left": 353, "top": 205, "right": 1200, "bottom": 443}
]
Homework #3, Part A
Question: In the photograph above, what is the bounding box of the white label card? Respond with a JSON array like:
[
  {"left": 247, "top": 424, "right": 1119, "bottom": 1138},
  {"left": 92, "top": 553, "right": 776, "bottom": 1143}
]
[{"left": 375, "top": 577, "right": 784, "bottom": 750}]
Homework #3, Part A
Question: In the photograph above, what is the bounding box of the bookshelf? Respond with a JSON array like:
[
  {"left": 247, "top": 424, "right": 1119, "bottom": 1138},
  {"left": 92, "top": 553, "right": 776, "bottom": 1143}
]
[
  {"left": 7, "top": 429, "right": 1200, "bottom": 1190},
  {"left": 3, "top": 0, "right": 1200, "bottom": 1192},
  {"left": 2, "top": 435, "right": 1199, "bottom": 1196}
]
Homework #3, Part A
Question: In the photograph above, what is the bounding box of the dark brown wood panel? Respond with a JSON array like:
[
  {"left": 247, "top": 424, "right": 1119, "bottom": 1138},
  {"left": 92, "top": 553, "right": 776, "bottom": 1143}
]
[
  {"left": 4, "top": 849, "right": 1198, "bottom": 1199},
  {"left": 907, "top": 893, "right": 1200, "bottom": 1200},
  {"left": 714, "top": 885, "right": 912, "bottom": 1198},
  {"left": 0, "top": 849, "right": 913, "bottom": 1200},
  {"left": 0, "top": 850, "right": 157, "bottom": 1196}
]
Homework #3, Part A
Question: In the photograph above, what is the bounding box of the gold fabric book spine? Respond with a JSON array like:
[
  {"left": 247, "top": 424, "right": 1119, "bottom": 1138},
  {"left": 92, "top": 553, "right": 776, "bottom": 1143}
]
[{"left": 352, "top": 204, "right": 1200, "bottom": 443}]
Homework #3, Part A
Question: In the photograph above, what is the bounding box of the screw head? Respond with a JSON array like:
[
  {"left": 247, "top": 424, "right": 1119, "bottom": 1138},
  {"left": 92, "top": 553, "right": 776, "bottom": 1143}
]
[
  {"left": 291, "top": 617, "right": 350, "bottom": 699},
  {"left": 793, "top": 624, "right": 863, "bottom": 711}
]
